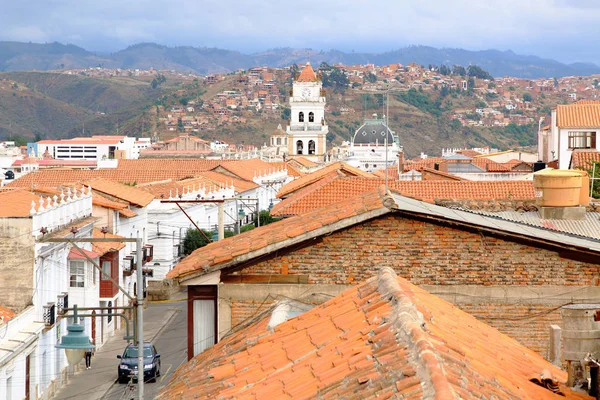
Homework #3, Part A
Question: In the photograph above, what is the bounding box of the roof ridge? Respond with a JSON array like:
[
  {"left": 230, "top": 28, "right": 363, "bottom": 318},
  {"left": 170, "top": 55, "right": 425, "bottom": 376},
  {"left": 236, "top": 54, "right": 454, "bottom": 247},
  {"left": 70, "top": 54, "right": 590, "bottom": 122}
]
[{"left": 376, "top": 268, "right": 457, "bottom": 400}]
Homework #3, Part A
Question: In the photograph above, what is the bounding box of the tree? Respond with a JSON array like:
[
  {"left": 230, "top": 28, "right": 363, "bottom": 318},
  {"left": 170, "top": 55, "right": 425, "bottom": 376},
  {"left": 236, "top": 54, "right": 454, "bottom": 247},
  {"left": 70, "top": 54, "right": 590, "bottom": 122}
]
[
  {"left": 326, "top": 132, "right": 336, "bottom": 143},
  {"left": 439, "top": 65, "right": 451, "bottom": 75},
  {"left": 452, "top": 65, "right": 466, "bottom": 76},
  {"left": 281, "top": 107, "right": 291, "bottom": 120},
  {"left": 523, "top": 93, "right": 532, "bottom": 102},
  {"left": 467, "top": 65, "right": 493, "bottom": 80},
  {"left": 322, "top": 67, "right": 349, "bottom": 93},
  {"left": 183, "top": 229, "right": 211, "bottom": 255},
  {"left": 364, "top": 72, "right": 377, "bottom": 83}
]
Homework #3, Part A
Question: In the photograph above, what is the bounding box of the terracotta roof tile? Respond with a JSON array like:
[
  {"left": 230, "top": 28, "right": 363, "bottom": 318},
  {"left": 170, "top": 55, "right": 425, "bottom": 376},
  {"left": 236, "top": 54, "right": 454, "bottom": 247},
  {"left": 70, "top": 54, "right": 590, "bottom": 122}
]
[
  {"left": 296, "top": 62, "right": 318, "bottom": 82},
  {"left": 570, "top": 149, "right": 600, "bottom": 170},
  {"left": 158, "top": 268, "right": 591, "bottom": 400},
  {"left": 420, "top": 167, "right": 465, "bottom": 181},
  {"left": 92, "top": 228, "right": 126, "bottom": 256},
  {"left": 272, "top": 177, "right": 535, "bottom": 217},
  {"left": 167, "top": 189, "right": 389, "bottom": 281},
  {"left": 0, "top": 190, "right": 41, "bottom": 217},
  {"left": 92, "top": 193, "right": 127, "bottom": 210},
  {"left": 557, "top": 103, "right": 600, "bottom": 128},
  {"left": 277, "top": 162, "right": 376, "bottom": 199},
  {"left": 119, "top": 208, "right": 137, "bottom": 218},
  {"left": 68, "top": 248, "right": 99, "bottom": 260},
  {"left": 214, "top": 159, "right": 280, "bottom": 182},
  {"left": 84, "top": 178, "right": 154, "bottom": 207},
  {"left": 0, "top": 306, "right": 16, "bottom": 323}
]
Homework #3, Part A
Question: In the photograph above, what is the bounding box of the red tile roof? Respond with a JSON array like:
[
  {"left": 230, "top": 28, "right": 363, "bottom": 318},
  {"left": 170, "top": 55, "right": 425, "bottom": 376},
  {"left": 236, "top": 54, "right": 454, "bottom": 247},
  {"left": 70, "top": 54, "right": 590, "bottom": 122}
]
[
  {"left": 215, "top": 159, "right": 279, "bottom": 182},
  {"left": 92, "top": 193, "right": 127, "bottom": 210},
  {"left": 0, "top": 190, "right": 41, "bottom": 217},
  {"left": 277, "top": 162, "right": 376, "bottom": 198},
  {"left": 272, "top": 177, "right": 535, "bottom": 217},
  {"left": 557, "top": 103, "right": 600, "bottom": 128},
  {"left": 0, "top": 306, "right": 15, "bottom": 323},
  {"left": 84, "top": 178, "right": 155, "bottom": 207},
  {"left": 420, "top": 167, "right": 465, "bottom": 181},
  {"left": 159, "top": 268, "right": 590, "bottom": 400},
  {"left": 92, "top": 228, "right": 126, "bottom": 256},
  {"left": 570, "top": 150, "right": 600, "bottom": 170},
  {"left": 167, "top": 188, "right": 390, "bottom": 281},
  {"left": 296, "top": 62, "right": 318, "bottom": 82},
  {"left": 68, "top": 247, "right": 99, "bottom": 260},
  {"left": 289, "top": 156, "right": 318, "bottom": 168}
]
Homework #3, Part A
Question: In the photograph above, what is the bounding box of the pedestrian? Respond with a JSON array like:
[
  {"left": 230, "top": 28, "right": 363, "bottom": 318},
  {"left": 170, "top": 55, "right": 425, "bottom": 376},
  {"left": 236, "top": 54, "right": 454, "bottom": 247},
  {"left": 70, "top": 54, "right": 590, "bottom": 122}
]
[{"left": 85, "top": 341, "right": 93, "bottom": 370}]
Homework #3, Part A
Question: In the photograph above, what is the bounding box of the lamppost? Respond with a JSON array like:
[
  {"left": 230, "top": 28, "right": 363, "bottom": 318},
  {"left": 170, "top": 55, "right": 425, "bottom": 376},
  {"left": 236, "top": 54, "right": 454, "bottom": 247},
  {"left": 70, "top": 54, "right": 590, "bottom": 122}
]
[{"left": 55, "top": 305, "right": 94, "bottom": 365}]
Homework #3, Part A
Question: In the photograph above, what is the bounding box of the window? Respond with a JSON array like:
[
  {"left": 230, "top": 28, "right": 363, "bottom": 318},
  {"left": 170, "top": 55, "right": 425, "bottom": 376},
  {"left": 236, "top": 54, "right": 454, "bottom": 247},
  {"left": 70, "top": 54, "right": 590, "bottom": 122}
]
[
  {"left": 309, "top": 112, "right": 314, "bottom": 122},
  {"left": 568, "top": 131, "right": 596, "bottom": 149},
  {"left": 101, "top": 260, "right": 111, "bottom": 280},
  {"left": 70, "top": 261, "right": 85, "bottom": 288},
  {"left": 299, "top": 112, "right": 304, "bottom": 122},
  {"left": 276, "top": 137, "right": 281, "bottom": 145},
  {"left": 308, "top": 140, "right": 316, "bottom": 155},
  {"left": 296, "top": 140, "right": 303, "bottom": 155},
  {"left": 107, "top": 301, "right": 112, "bottom": 323}
]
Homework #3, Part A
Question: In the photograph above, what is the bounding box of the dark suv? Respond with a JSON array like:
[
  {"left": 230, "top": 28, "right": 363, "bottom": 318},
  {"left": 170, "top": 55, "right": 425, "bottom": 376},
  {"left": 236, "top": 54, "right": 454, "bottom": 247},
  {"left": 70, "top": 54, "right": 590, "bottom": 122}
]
[{"left": 117, "top": 343, "right": 161, "bottom": 383}]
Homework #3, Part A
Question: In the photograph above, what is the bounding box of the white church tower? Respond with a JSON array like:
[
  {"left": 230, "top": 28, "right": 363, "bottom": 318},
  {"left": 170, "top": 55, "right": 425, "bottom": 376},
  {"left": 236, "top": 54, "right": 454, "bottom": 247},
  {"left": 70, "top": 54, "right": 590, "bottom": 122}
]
[{"left": 286, "top": 62, "right": 328, "bottom": 162}]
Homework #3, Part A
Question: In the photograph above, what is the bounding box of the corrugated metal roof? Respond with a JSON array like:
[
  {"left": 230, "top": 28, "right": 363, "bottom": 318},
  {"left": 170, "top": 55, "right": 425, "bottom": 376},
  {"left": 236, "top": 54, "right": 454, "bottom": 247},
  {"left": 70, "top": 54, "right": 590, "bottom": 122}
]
[{"left": 389, "top": 193, "right": 600, "bottom": 252}]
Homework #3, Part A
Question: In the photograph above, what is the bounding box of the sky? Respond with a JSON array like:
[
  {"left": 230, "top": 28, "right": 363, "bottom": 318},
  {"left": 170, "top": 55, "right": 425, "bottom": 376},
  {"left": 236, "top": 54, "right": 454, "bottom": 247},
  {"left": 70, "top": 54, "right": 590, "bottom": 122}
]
[{"left": 2, "top": 0, "right": 599, "bottom": 63}]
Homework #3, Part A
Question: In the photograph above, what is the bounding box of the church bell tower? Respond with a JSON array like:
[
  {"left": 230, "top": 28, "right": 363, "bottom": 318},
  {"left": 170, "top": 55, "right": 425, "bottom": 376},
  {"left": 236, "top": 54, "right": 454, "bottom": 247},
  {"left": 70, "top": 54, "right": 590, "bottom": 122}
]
[{"left": 286, "top": 62, "right": 328, "bottom": 162}]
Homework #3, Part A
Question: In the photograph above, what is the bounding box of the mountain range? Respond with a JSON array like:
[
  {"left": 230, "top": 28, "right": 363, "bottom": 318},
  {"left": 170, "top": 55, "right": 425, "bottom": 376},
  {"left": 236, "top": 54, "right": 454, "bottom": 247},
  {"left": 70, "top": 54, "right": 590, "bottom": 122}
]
[{"left": 1, "top": 41, "right": 598, "bottom": 78}]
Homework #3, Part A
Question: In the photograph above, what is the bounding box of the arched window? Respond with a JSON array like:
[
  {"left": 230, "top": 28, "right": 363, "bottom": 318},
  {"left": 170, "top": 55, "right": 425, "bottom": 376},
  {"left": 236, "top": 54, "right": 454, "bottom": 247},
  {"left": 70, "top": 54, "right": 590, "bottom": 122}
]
[
  {"left": 308, "top": 112, "right": 314, "bottom": 122},
  {"left": 296, "top": 140, "right": 303, "bottom": 155},
  {"left": 299, "top": 112, "right": 304, "bottom": 122},
  {"left": 308, "top": 140, "right": 316, "bottom": 155}
]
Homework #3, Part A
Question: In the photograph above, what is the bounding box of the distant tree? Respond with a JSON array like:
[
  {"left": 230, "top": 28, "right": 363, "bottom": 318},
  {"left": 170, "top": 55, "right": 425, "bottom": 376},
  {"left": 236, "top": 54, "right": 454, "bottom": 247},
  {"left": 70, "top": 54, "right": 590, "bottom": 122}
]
[
  {"left": 467, "top": 65, "right": 493, "bottom": 80},
  {"left": 319, "top": 62, "right": 332, "bottom": 71},
  {"left": 452, "top": 65, "right": 466, "bottom": 76},
  {"left": 326, "top": 132, "right": 336, "bottom": 143},
  {"left": 179, "top": 97, "right": 190, "bottom": 106},
  {"left": 488, "top": 82, "right": 496, "bottom": 89},
  {"left": 364, "top": 72, "right": 377, "bottom": 83},
  {"left": 523, "top": 93, "right": 532, "bottom": 102},
  {"left": 11, "top": 83, "right": 17, "bottom": 90},
  {"left": 508, "top": 86, "right": 516, "bottom": 91},
  {"left": 439, "top": 65, "right": 451, "bottom": 75},
  {"left": 450, "top": 119, "right": 462, "bottom": 129},
  {"left": 476, "top": 101, "right": 486, "bottom": 108},
  {"left": 440, "top": 86, "right": 449, "bottom": 97},
  {"left": 322, "top": 67, "right": 349, "bottom": 93},
  {"left": 468, "top": 77, "right": 475, "bottom": 91},
  {"left": 281, "top": 107, "right": 291, "bottom": 120}
]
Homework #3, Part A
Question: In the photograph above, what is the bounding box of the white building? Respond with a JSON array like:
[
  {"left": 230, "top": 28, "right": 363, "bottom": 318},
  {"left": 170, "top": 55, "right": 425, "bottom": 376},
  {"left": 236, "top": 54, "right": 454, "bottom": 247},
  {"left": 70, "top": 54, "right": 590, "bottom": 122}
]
[
  {"left": 0, "top": 187, "right": 97, "bottom": 400},
  {"left": 286, "top": 63, "right": 328, "bottom": 162},
  {"left": 345, "top": 118, "right": 401, "bottom": 173},
  {"left": 550, "top": 102, "right": 600, "bottom": 169},
  {"left": 31, "top": 136, "right": 151, "bottom": 161}
]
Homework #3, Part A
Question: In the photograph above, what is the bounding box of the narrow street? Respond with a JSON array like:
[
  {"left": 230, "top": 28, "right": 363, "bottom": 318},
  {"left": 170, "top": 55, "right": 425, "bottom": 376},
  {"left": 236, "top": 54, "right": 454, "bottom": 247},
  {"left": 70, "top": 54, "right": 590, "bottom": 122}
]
[
  {"left": 53, "top": 299, "right": 187, "bottom": 400},
  {"left": 102, "top": 300, "right": 187, "bottom": 400}
]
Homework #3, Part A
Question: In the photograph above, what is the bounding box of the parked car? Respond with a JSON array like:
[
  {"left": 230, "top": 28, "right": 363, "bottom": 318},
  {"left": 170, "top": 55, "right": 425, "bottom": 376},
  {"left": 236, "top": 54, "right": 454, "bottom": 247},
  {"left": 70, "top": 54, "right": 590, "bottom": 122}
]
[{"left": 117, "top": 343, "right": 161, "bottom": 383}]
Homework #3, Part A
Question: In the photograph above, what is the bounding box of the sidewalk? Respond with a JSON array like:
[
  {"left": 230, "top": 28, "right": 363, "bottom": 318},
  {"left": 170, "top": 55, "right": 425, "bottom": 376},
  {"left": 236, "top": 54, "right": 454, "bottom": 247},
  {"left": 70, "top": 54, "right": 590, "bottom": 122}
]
[{"left": 52, "top": 298, "right": 183, "bottom": 400}]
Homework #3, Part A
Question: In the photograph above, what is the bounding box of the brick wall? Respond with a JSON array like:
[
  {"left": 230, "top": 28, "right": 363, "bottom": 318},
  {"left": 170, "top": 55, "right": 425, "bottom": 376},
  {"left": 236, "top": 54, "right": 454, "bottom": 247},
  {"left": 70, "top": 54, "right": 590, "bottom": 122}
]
[
  {"left": 236, "top": 215, "right": 599, "bottom": 285},
  {"left": 230, "top": 300, "right": 274, "bottom": 328},
  {"left": 227, "top": 214, "right": 600, "bottom": 355}
]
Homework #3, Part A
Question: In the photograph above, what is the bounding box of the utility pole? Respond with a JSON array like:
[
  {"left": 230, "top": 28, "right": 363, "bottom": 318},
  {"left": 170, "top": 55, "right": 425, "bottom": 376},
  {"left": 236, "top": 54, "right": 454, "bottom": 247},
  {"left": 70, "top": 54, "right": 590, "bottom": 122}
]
[{"left": 41, "top": 236, "right": 145, "bottom": 399}]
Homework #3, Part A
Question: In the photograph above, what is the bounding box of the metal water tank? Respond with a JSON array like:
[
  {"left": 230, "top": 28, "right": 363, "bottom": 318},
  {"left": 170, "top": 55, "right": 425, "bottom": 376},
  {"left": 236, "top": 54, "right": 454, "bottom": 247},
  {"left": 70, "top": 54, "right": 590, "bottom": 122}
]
[{"left": 561, "top": 304, "right": 600, "bottom": 361}]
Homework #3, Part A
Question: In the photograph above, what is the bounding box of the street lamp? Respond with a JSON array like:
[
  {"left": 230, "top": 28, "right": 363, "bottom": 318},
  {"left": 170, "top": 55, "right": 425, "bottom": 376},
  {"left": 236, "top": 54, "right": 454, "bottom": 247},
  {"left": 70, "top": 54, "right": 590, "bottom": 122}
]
[{"left": 56, "top": 305, "right": 94, "bottom": 365}]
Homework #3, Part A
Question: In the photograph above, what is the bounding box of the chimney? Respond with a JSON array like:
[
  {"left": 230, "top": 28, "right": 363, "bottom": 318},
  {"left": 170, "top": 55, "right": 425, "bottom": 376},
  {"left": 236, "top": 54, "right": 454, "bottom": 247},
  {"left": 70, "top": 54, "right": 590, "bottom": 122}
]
[
  {"left": 397, "top": 148, "right": 404, "bottom": 178},
  {"left": 533, "top": 169, "right": 589, "bottom": 220}
]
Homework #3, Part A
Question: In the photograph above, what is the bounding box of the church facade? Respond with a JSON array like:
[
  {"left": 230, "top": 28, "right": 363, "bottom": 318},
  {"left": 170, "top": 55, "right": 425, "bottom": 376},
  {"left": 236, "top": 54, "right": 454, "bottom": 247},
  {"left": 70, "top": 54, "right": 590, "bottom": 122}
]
[{"left": 286, "top": 62, "right": 328, "bottom": 162}]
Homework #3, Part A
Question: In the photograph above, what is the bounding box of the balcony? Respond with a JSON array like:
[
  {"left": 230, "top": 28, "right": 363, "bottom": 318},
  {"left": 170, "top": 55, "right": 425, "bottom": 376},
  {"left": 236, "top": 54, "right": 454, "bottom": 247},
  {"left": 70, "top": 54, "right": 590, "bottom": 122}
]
[
  {"left": 144, "top": 244, "right": 154, "bottom": 263},
  {"left": 57, "top": 293, "right": 68, "bottom": 316},
  {"left": 123, "top": 256, "right": 134, "bottom": 277},
  {"left": 43, "top": 303, "right": 56, "bottom": 327},
  {"left": 289, "top": 124, "right": 326, "bottom": 132}
]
